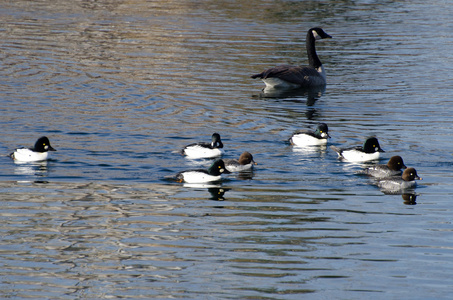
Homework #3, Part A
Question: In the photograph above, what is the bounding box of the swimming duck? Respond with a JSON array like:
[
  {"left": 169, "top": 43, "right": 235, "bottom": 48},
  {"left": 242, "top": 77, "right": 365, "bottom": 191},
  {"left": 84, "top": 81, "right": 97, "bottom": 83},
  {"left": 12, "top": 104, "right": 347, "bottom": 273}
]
[
  {"left": 251, "top": 27, "right": 332, "bottom": 90},
  {"left": 223, "top": 151, "right": 257, "bottom": 172},
  {"left": 10, "top": 136, "right": 56, "bottom": 162},
  {"left": 358, "top": 155, "right": 407, "bottom": 178},
  {"left": 289, "top": 123, "right": 330, "bottom": 146},
  {"left": 330, "top": 137, "right": 384, "bottom": 162},
  {"left": 377, "top": 167, "right": 422, "bottom": 192},
  {"left": 175, "top": 159, "right": 227, "bottom": 183},
  {"left": 181, "top": 133, "right": 224, "bottom": 159}
]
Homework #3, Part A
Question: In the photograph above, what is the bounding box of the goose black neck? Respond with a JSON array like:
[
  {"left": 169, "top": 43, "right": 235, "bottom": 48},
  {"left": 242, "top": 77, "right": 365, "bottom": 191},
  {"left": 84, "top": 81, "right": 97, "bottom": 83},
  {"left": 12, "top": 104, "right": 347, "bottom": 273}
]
[{"left": 306, "top": 30, "right": 322, "bottom": 69}]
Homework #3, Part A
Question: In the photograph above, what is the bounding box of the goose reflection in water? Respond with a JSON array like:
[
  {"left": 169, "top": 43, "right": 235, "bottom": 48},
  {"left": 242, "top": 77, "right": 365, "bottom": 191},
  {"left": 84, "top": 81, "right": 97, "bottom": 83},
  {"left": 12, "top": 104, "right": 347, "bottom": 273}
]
[{"left": 257, "top": 85, "right": 326, "bottom": 106}]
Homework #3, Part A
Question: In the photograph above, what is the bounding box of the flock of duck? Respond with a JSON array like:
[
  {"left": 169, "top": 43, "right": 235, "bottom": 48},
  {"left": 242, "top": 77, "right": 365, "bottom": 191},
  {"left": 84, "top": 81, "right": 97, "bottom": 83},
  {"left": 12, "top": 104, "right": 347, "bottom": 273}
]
[
  {"left": 174, "top": 125, "right": 421, "bottom": 194},
  {"left": 8, "top": 27, "right": 421, "bottom": 195}
]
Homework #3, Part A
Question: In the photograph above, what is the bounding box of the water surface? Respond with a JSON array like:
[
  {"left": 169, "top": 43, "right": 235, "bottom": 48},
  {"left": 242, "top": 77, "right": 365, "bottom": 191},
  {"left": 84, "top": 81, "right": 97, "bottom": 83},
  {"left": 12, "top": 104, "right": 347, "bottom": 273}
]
[{"left": 1, "top": 0, "right": 453, "bottom": 299}]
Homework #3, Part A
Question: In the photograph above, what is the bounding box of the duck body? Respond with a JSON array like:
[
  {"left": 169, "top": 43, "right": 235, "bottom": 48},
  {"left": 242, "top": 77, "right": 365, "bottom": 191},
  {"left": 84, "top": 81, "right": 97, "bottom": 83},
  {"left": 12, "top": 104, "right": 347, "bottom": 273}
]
[
  {"left": 176, "top": 159, "right": 227, "bottom": 183},
  {"left": 377, "top": 167, "right": 422, "bottom": 193},
  {"left": 181, "top": 133, "right": 224, "bottom": 159},
  {"left": 330, "top": 137, "right": 384, "bottom": 162},
  {"left": 290, "top": 123, "right": 330, "bottom": 146},
  {"left": 224, "top": 151, "right": 256, "bottom": 172},
  {"left": 358, "top": 156, "right": 407, "bottom": 179},
  {"left": 251, "top": 27, "right": 332, "bottom": 90},
  {"left": 10, "top": 136, "right": 56, "bottom": 162}
]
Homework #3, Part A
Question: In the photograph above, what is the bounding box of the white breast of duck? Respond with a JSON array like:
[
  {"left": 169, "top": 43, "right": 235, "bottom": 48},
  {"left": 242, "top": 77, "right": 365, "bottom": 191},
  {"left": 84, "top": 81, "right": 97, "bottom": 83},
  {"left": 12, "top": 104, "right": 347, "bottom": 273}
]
[
  {"left": 11, "top": 149, "right": 50, "bottom": 162},
  {"left": 183, "top": 145, "right": 224, "bottom": 159},
  {"left": 290, "top": 123, "right": 330, "bottom": 147},
  {"left": 176, "top": 159, "right": 227, "bottom": 183},
  {"left": 178, "top": 171, "right": 221, "bottom": 183},
  {"left": 340, "top": 150, "right": 381, "bottom": 163},
  {"left": 182, "top": 133, "right": 224, "bottom": 159}
]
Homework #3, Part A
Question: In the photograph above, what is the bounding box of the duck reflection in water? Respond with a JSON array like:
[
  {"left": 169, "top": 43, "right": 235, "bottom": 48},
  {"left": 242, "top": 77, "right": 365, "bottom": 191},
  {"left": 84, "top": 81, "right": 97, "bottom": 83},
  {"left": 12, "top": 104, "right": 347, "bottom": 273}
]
[
  {"left": 402, "top": 193, "right": 417, "bottom": 205},
  {"left": 208, "top": 187, "right": 229, "bottom": 201},
  {"left": 13, "top": 160, "right": 50, "bottom": 177},
  {"left": 292, "top": 144, "right": 328, "bottom": 156},
  {"left": 180, "top": 183, "right": 229, "bottom": 201},
  {"left": 235, "top": 170, "right": 255, "bottom": 181}
]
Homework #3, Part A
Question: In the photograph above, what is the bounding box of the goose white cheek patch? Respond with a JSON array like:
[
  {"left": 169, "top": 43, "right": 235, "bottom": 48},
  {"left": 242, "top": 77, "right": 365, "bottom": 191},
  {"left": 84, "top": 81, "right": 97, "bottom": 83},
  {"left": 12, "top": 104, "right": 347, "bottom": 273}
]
[{"left": 312, "top": 30, "right": 321, "bottom": 40}]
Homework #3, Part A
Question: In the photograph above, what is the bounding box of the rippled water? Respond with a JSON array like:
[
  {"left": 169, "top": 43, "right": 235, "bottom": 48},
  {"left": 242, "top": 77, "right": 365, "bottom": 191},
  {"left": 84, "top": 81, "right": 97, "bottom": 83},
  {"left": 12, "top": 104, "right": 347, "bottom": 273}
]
[{"left": 1, "top": 0, "right": 453, "bottom": 299}]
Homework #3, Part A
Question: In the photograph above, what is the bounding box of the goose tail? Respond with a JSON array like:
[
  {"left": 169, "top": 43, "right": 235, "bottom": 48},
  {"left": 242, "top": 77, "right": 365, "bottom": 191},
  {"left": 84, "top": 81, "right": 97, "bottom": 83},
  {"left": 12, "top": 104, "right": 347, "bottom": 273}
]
[{"left": 251, "top": 73, "right": 264, "bottom": 79}]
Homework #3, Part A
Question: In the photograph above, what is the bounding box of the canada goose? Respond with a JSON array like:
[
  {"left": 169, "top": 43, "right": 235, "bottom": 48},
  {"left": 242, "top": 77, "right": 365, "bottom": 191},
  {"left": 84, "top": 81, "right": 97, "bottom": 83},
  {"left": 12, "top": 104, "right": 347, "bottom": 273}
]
[{"left": 251, "top": 27, "right": 332, "bottom": 90}]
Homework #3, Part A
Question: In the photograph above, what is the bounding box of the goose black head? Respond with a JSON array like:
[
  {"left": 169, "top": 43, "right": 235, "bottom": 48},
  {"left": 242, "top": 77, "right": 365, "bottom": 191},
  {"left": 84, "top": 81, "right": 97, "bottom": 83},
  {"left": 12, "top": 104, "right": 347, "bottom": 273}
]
[{"left": 310, "top": 28, "right": 332, "bottom": 40}]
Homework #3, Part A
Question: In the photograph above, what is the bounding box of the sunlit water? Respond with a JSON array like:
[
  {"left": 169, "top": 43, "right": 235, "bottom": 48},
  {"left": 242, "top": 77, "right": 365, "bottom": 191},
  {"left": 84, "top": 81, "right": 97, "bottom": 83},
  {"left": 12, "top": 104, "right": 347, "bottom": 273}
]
[{"left": 1, "top": 0, "right": 453, "bottom": 299}]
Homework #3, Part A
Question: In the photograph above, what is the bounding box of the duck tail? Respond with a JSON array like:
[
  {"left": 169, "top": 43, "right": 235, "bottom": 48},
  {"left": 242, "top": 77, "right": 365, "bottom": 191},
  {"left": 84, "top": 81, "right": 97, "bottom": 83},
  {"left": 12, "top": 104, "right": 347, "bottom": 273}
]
[{"left": 330, "top": 145, "right": 342, "bottom": 156}]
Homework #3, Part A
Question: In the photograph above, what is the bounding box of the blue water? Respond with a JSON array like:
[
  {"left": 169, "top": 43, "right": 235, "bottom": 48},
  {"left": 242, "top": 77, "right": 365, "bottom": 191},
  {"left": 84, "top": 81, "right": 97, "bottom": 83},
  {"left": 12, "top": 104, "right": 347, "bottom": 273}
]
[{"left": 1, "top": 0, "right": 453, "bottom": 299}]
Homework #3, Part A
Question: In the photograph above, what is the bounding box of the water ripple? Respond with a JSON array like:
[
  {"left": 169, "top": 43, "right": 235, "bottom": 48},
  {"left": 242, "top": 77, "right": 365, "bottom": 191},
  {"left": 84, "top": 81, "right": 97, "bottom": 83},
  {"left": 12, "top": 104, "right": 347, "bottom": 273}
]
[{"left": 1, "top": 0, "right": 453, "bottom": 299}]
